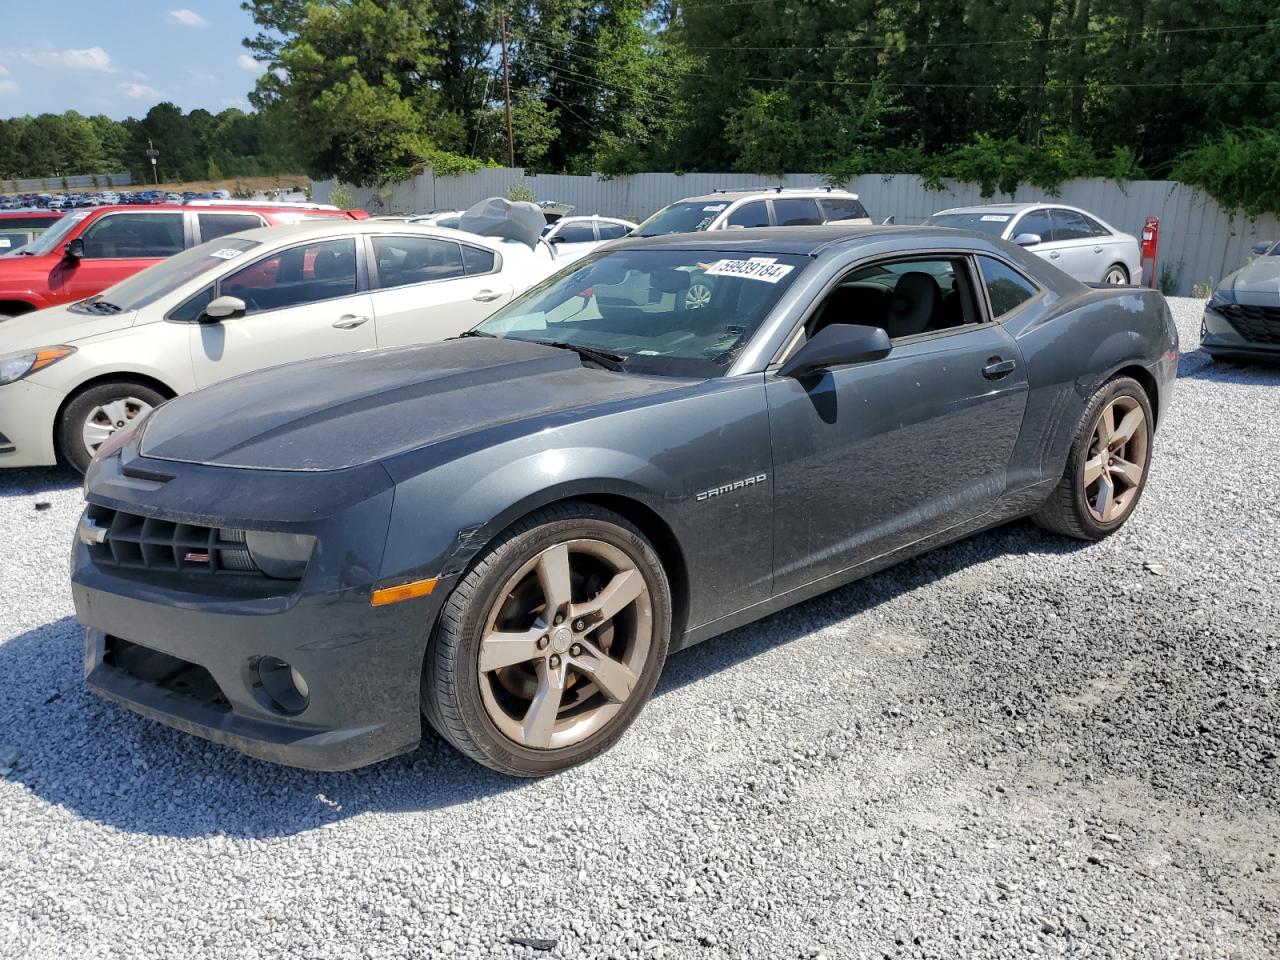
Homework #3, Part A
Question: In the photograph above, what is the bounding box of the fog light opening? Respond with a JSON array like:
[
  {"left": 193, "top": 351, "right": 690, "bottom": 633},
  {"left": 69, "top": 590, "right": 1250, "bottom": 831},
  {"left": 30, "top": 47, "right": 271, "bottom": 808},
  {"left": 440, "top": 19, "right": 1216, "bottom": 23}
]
[{"left": 255, "top": 656, "right": 309, "bottom": 716}]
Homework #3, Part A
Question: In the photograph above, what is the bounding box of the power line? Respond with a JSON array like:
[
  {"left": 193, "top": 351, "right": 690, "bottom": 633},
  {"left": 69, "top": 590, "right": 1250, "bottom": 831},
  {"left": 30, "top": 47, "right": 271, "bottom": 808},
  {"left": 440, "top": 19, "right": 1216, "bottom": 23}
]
[
  {"left": 521, "top": 37, "right": 675, "bottom": 98},
  {"left": 523, "top": 51, "right": 678, "bottom": 106}
]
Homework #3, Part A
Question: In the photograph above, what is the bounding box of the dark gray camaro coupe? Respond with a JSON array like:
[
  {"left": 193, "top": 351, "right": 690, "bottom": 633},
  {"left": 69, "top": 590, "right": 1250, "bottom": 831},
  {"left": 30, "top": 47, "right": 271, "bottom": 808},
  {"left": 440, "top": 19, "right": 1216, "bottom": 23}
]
[{"left": 71, "top": 226, "right": 1178, "bottom": 776}]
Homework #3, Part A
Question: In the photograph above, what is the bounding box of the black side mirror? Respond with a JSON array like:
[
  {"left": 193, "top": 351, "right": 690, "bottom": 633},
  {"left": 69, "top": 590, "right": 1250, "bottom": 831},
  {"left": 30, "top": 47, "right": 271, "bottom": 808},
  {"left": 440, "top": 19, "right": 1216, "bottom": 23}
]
[
  {"left": 63, "top": 237, "right": 84, "bottom": 261},
  {"left": 778, "top": 323, "right": 892, "bottom": 379}
]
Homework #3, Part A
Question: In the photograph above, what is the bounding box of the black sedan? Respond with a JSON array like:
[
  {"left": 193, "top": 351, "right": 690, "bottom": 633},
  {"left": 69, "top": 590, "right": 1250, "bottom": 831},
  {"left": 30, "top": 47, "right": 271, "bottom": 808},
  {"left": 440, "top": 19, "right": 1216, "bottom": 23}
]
[{"left": 71, "top": 227, "right": 1178, "bottom": 776}]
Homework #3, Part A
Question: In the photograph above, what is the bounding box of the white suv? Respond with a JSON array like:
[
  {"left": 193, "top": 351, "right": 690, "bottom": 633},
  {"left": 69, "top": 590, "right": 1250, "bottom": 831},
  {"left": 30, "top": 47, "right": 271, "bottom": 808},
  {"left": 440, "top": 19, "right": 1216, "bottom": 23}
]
[{"left": 634, "top": 188, "right": 872, "bottom": 237}]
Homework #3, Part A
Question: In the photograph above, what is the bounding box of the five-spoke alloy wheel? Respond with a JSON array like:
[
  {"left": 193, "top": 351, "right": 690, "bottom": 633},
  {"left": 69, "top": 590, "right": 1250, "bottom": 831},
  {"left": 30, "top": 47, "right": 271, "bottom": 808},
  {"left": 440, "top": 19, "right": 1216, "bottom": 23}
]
[{"left": 423, "top": 502, "right": 671, "bottom": 776}]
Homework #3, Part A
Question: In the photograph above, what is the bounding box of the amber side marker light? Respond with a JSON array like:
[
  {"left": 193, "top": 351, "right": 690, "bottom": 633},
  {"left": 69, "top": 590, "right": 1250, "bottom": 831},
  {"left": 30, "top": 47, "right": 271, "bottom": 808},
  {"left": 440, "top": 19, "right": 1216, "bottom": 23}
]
[{"left": 371, "top": 577, "right": 438, "bottom": 607}]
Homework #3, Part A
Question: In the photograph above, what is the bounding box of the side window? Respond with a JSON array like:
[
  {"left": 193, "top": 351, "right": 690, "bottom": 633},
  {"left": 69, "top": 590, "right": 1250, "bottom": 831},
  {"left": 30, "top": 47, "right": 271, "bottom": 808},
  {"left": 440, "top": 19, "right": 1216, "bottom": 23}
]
[
  {"left": 725, "top": 201, "right": 770, "bottom": 228},
  {"left": 1052, "top": 209, "right": 1107, "bottom": 241},
  {"left": 197, "top": 212, "right": 264, "bottom": 243},
  {"left": 597, "top": 222, "right": 630, "bottom": 240},
  {"left": 80, "top": 213, "right": 184, "bottom": 258},
  {"left": 819, "top": 198, "right": 868, "bottom": 222},
  {"left": 1011, "top": 209, "right": 1053, "bottom": 244},
  {"left": 222, "top": 237, "right": 357, "bottom": 314},
  {"left": 978, "top": 256, "right": 1039, "bottom": 318},
  {"left": 372, "top": 235, "right": 465, "bottom": 288},
  {"left": 556, "top": 222, "right": 596, "bottom": 243},
  {"left": 807, "top": 258, "right": 976, "bottom": 341},
  {"left": 771, "top": 198, "right": 822, "bottom": 226},
  {"left": 461, "top": 244, "right": 496, "bottom": 275},
  {"left": 170, "top": 286, "right": 213, "bottom": 322}
]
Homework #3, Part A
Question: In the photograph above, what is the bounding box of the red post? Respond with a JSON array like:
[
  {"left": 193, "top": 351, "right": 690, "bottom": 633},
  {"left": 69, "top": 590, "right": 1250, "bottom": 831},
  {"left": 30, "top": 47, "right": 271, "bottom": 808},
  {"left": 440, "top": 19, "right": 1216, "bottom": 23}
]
[{"left": 1140, "top": 217, "right": 1159, "bottom": 288}]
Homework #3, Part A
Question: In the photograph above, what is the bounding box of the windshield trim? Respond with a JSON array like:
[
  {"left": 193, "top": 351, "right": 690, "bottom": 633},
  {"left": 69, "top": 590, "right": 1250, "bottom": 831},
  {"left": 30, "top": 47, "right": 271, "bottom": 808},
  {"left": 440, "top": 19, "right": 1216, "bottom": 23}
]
[{"left": 19, "top": 210, "right": 91, "bottom": 256}]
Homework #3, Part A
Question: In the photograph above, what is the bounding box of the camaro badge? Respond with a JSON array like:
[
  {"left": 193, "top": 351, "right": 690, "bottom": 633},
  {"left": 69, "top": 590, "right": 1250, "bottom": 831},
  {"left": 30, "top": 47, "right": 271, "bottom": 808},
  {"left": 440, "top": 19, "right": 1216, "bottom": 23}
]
[{"left": 696, "top": 473, "right": 768, "bottom": 502}]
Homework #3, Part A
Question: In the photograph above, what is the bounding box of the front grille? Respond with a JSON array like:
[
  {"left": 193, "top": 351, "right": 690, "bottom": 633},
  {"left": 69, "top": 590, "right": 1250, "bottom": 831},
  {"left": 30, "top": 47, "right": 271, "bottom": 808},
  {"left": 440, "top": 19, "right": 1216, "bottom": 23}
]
[
  {"left": 85, "top": 504, "right": 258, "bottom": 575},
  {"left": 1218, "top": 303, "right": 1280, "bottom": 344},
  {"left": 104, "top": 636, "right": 230, "bottom": 712}
]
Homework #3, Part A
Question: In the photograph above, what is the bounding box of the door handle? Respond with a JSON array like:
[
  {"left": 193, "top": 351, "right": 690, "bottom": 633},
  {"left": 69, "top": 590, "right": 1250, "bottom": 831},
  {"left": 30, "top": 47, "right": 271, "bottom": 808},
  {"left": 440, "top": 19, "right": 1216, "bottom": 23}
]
[
  {"left": 472, "top": 290, "right": 503, "bottom": 303},
  {"left": 333, "top": 314, "right": 370, "bottom": 329},
  {"left": 1094, "top": 246, "right": 1103, "bottom": 254},
  {"left": 1049, "top": 251, "right": 1061, "bottom": 259},
  {"left": 982, "top": 357, "right": 1017, "bottom": 380}
]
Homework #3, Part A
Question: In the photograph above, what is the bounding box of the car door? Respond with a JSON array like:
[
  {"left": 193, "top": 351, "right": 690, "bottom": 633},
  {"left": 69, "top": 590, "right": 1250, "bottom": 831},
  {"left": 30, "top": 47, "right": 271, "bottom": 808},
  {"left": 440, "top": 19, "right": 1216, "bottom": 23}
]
[
  {"left": 369, "top": 234, "right": 514, "bottom": 348},
  {"left": 54, "top": 211, "right": 186, "bottom": 303},
  {"left": 1046, "top": 208, "right": 1108, "bottom": 282},
  {"left": 765, "top": 254, "right": 1029, "bottom": 593},
  {"left": 187, "top": 235, "right": 377, "bottom": 387}
]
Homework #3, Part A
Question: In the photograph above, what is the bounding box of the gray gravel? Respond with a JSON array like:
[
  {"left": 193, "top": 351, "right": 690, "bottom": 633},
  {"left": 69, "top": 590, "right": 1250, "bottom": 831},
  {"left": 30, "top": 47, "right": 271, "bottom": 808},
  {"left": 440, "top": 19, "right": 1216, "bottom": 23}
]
[{"left": 1, "top": 296, "right": 1277, "bottom": 959}]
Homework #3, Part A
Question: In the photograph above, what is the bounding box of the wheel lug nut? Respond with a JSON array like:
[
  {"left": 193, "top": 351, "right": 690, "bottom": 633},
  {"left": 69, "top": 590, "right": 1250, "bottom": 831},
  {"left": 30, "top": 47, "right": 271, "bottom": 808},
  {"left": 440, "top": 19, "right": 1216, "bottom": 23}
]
[
  {"left": 549, "top": 654, "right": 561, "bottom": 668},
  {"left": 570, "top": 644, "right": 583, "bottom": 657},
  {"left": 554, "top": 614, "right": 564, "bottom": 625},
  {"left": 537, "top": 636, "right": 549, "bottom": 650},
  {"left": 573, "top": 619, "right": 586, "bottom": 632}
]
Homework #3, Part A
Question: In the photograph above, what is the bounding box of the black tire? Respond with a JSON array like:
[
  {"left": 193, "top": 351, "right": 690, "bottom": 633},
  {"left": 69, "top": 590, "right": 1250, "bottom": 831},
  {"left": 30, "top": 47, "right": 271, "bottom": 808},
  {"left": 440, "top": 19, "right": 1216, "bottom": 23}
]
[
  {"left": 422, "top": 501, "right": 672, "bottom": 776},
  {"left": 1032, "top": 375, "right": 1154, "bottom": 541},
  {"left": 1103, "top": 263, "right": 1129, "bottom": 285},
  {"left": 58, "top": 380, "right": 167, "bottom": 474}
]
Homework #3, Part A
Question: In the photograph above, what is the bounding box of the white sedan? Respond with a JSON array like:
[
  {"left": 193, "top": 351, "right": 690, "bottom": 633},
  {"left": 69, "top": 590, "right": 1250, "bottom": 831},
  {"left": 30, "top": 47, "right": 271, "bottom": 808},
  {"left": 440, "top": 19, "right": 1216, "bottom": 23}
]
[
  {"left": 541, "top": 215, "right": 637, "bottom": 262},
  {"left": 0, "top": 219, "right": 559, "bottom": 472},
  {"left": 925, "top": 203, "right": 1142, "bottom": 285}
]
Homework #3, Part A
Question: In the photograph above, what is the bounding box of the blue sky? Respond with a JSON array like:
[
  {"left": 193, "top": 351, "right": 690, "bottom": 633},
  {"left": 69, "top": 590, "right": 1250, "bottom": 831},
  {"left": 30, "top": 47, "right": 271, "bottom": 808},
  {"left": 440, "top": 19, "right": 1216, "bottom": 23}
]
[{"left": 0, "top": 2, "right": 267, "bottom": 118}]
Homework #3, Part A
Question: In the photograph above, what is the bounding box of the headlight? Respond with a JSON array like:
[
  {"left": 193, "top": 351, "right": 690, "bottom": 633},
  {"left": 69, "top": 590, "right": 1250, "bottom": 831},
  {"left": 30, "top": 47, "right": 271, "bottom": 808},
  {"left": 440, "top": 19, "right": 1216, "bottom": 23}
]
[
  {"left": 1207, "top": 286, "right": 1236, "bottom": 309},
  {"left": 245, "top": 531, "right": 316, "bottom": 580},
  {"left": 0, "top": 345, "right": 76, "bottom": 386}
]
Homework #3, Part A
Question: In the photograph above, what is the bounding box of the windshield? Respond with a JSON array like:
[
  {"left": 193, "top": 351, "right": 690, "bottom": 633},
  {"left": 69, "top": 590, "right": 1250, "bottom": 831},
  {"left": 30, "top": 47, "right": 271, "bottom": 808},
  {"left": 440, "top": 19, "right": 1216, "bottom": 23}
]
[
  {"left": 924, "top": 212, "right": 1014, "bottom": 236},
  {"left": 74, "top": 236, "right": 261, "bottom": 312},
  {"left": 20, "top": 210, "right": 91, "bottom": 255},
  {"left": 634, "top": 201, "right": 730, "bottom": 237},
  {"left": 475, "top": 247, "right": 807, "bottom": 377}
]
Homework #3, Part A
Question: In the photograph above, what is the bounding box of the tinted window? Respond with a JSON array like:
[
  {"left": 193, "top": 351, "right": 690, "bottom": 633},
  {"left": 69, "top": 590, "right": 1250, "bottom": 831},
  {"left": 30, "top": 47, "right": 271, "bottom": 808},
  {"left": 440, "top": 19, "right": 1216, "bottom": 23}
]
[
  {"left": 223, "top": 237, "right": 357, "bottom": 313},
  {"left": 597, "top": 222, "right": 630, "bottom": 240},
  {"left": 462, "top": 245, "right": 496, "bottom": 274},
  {"left": 925, "top": 212, "right": 1013, "bottom": 236},
  {"left": 170, "top": 286, "right": 214, "bottom": 322},
  {"left": 1052, "top": 208, "right": 1108, "bottom": 241},
  {"left": 88, "top": 237, "right": 260, "bottom": 313},
  {"left": 809, "top": 258, "right": 973, "bottom": 341},
  {"left": 372, "top": 235, "right": 465, "bottom": 288},
  {"left": 725, "top": 201, "right": 770, "bottom": 228},
  {"left": 978, "top": 256, "right": 1038, "bottom": 317},
  {"left": 772, "top": 198, "right": 822, "bottom": 226},
  {"left": 198, "top": 212, "right": 264, "bottom": 243},
  {"left": 819, "top": 198, "right": 868, "bottom": 222},
  {"left": 80, "top": 213, "right": 183, "bottom": 258},
  {"left": 1011, "top": 209, "right": 1052, "bottom": 244},
  {"left": 634, "top": 201, "right": 728, "bottom": 236},
  {"left": 556, "top": 222, "right": 596, "bottom": 243}
]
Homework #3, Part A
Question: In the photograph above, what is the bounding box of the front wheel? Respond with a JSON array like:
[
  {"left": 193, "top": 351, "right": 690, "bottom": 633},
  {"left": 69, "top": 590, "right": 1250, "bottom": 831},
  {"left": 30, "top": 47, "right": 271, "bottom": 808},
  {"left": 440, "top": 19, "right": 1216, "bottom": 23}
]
[
  {"left": 58, "top": 381, "right": 166, "bottom": 474},
  {"left": 1032, "top": 376, "right": 1153, "bottom": 540},
  {"left": 422, "top": 501, "right": 672, "bottom": 776}
]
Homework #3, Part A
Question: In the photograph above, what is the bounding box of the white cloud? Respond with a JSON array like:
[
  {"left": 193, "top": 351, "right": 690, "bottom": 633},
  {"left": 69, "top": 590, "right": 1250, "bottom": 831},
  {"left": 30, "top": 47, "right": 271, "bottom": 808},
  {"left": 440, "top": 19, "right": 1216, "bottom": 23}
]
[
  {"left": 0, "top": 80, "right": 17, "bottom": 96},
  {"left": 119, "top": 81, "right": 164, "bottom": 100},
  {"left": 22, "top": 46, "right": 116, "bottom": 72},
  {"left": 0, "top": 65, "right": 8, "bottom": 76},
  {"left": 166, "top": 8, "right": 208, "bottom": 28},
  {"left": 237, "top": 54, "right": 264, "bottom": 72}
]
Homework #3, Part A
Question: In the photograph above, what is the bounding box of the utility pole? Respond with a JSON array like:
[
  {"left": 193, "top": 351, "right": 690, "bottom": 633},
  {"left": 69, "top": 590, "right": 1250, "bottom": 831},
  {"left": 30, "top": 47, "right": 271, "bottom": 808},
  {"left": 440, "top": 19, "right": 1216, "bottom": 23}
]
[{"left": 499, "top": 12, "right": 515, "bottom": 168}]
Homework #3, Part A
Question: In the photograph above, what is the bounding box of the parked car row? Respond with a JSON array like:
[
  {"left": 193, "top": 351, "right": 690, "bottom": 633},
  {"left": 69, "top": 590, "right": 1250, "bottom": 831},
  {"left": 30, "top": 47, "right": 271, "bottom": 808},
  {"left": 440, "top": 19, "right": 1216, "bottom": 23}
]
[{"left": 0, "top": 188, "right": 235, "bottom": 210}]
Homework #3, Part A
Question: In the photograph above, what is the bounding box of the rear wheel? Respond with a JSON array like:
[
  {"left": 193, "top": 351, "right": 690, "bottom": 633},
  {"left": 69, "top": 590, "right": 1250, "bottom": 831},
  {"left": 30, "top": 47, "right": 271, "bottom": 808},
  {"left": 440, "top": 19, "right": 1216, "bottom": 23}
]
[
  {"left": 58, "top": 381, "right": 165, "bottom": 474},
  {"left": 1103, "top": 263, "right": 1129, "bottom": 284},
  {"left": 1033, "top": 376, "right": 1153, "bottom": 540},
  {"left": 422, "top": 501, "right": 671, "bottom": 776}
]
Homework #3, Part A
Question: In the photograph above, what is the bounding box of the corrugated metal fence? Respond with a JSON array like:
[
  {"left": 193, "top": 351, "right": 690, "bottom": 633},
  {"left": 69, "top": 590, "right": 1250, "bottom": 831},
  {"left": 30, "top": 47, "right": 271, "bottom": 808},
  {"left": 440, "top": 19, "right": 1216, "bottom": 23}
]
[
  {"left": 4, "top": 172, "right": 135, "bottom": 192},
  {"left": 315, "top": 169, "right": 1280, "bottom": 296}
]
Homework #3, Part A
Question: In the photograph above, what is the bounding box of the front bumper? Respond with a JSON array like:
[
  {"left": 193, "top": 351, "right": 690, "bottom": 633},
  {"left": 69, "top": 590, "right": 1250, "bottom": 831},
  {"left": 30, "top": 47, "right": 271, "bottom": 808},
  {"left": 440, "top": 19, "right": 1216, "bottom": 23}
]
[
  {"left": 1201, "top": 303, "right": 1280, "bottom": 362},
  {"left": 0, "top": 378, "right": 62, "bottom": 467},
  {"left": 72, "top": 448, "right": 446, "bottom": 771}
]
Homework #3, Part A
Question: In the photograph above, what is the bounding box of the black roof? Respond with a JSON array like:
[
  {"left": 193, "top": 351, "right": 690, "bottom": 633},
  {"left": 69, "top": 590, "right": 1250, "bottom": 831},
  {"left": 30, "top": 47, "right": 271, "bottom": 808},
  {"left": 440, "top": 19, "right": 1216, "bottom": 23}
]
[{"left": 616, "top": 224, "right": 966, "bottom": 256}]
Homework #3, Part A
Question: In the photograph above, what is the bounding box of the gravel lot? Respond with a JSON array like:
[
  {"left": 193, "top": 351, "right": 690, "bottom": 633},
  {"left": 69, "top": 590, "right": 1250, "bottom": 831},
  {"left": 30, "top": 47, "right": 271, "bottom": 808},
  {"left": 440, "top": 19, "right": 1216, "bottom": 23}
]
[{"left": 1, "top": 296, "right": 1277, "bottom": 959}]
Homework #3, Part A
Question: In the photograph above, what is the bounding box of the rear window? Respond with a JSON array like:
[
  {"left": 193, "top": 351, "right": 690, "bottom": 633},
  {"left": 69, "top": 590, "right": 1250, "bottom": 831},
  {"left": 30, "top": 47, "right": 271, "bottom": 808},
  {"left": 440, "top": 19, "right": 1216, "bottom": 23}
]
[
  {"left": 925, "top": 212, "right": 1014, "bottom": 236},
  {"left": 198, "top": 212, "right": 264, "bottom": 243}
]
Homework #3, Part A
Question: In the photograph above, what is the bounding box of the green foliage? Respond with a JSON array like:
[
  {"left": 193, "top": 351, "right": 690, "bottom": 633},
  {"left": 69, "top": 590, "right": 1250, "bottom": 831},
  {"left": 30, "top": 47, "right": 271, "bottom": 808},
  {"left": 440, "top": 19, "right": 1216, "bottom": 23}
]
[
  {"left": 1158, "top": 262, "right": 1182, "bottom": 296},
  {"left": 507, "top": 183, "right": 537, "bottom": 203},
  {"left": 1173, "top": 129, "right": 1280, "bottom": 217},
  {"left": 328, "top": 184, "right": 357, "bottom": 210},
  {"left": 1191, "top": 280, "right": 1214, "bottom": 299},
  {"left": 427, "top": 150, "right": 487, "bottom": 177}
]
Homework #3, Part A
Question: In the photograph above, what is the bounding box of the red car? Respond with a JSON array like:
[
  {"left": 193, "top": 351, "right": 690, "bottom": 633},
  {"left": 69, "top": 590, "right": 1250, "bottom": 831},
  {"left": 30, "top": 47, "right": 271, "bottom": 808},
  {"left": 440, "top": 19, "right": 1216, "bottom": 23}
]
[
  {"left": 0, "top": 210, "right": 64, "bottom": 255},
  {"left": 0, "top": 203, "right": 368, "bottom": 320}
]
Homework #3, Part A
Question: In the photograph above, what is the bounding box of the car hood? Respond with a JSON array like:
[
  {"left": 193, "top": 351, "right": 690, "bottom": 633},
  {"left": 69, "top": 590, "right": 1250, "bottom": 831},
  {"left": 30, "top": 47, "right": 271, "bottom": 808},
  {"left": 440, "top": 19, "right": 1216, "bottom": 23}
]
[
  {"left": 0, "top": 303, "right": 137, "bottom": 349},
  {"left": 1220, "top": 257, "right": 1280, "bottom": 303},
  {"left": 140, "top": 338, "right": 686, "bottom": 471}
]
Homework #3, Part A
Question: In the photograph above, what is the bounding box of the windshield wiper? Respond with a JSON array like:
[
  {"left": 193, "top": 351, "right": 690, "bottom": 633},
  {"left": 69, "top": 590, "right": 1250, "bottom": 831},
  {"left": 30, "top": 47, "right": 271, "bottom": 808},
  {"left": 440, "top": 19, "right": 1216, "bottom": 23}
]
[
  {"left": 453, "top": 329, "right": 494, "bottom": 339},
  {"left": 539, "top": 340, "right": 627, "bottom": 371}
]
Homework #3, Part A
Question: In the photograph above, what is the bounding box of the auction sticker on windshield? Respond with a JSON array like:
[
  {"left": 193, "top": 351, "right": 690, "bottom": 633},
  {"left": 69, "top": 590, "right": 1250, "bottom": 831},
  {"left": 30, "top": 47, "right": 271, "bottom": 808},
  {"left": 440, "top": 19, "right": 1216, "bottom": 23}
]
[
  {"left": 210, "top": 248, "right": 246, "bottom": 260},
  {"left": 703, "top": 257, "right": 795, "bottom": 283}
]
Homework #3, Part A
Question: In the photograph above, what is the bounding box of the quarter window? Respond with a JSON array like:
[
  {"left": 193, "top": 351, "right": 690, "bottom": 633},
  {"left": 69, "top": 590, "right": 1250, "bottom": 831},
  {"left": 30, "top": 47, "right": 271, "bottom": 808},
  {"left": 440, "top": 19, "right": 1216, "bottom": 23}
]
[
  {"left": 725, "top": 201, "right": 770, "bottom": 228},
  {"left": 197, "top": 212, "right": 264, "bottom": 243},
  {"left": 461, "top": 244, "right": 496, "bottom": 274},
  {"left": 771, "top": 198, "right": 822, "bottom": 226},
  {"left": 1051, "top": 208, "right": 1109, "bottom": 241},
  {"left": 819, "top": 198, "right": 868, "bottom": 222},
  {"left": 978, "top": 256, "right": 1039, "bottom": 318},
  {"left": 222, "top": 237, "right": 357, "bottom": 313},
  {"left": 372, "top": 235, "right": 465, "bottom": 288},
  {"left": 80, "top": 213, "right": 184, "bottom": 258}
]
